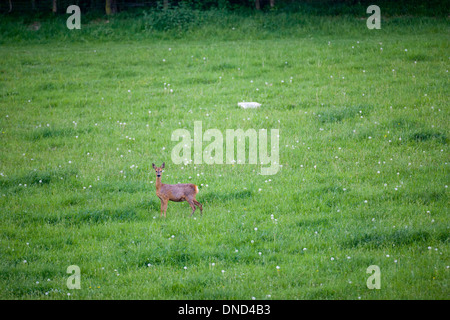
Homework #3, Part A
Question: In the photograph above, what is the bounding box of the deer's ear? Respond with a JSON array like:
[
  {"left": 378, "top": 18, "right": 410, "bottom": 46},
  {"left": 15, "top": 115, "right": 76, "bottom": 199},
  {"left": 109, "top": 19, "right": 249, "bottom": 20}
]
[
  {"left": 152, "top": 163, "right": 156, "bottom": 169},
  {"left": 161, "top": 162, "right": 165, "bottom": 169}
]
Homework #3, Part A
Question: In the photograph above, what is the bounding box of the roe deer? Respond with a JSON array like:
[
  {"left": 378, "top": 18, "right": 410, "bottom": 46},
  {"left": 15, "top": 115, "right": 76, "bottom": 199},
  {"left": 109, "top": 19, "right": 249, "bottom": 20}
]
[{"left": 152, "top": 162, "right": 203, "bottom": 218}]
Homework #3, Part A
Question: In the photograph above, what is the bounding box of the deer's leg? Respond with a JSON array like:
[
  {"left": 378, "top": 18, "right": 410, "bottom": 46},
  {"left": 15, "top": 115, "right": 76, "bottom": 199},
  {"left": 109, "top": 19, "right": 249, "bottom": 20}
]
[
  {"left": 162, "top": 200, "right": 168, "bottom": 218},
  {"left": 193, "top": 199, "right": 203, "bottom": 215},
  {"left": 187, "top": 199, "right": 196, "bottom": 217},
  {"left": 160, "top": 199, "right": 164, "bottom": 218}
]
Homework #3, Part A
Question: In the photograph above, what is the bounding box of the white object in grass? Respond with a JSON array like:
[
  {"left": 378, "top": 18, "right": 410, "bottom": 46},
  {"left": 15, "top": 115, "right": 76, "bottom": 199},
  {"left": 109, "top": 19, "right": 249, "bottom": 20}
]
[{"left": 238, "top": 102, "right": 261, "bottom": 109}]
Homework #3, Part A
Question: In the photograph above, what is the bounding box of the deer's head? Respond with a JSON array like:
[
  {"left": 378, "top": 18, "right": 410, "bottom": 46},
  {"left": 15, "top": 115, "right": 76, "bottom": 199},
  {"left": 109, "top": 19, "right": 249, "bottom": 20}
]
[{"left": 152, "top": 162, "right": 165, "bottom": 178}]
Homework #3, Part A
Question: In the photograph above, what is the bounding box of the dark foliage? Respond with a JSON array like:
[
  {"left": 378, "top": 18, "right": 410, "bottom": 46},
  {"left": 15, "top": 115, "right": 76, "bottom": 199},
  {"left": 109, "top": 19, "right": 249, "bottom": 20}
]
[{"left": 1, "top": 0, "right": 448, "bottom": 16}]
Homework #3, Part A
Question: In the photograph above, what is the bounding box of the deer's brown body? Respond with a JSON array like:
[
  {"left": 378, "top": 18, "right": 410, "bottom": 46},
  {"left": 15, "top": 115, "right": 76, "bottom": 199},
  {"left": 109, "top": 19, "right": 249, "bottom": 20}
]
[{"left": 153, "top": 163, "right": 203, "bottom": 218}]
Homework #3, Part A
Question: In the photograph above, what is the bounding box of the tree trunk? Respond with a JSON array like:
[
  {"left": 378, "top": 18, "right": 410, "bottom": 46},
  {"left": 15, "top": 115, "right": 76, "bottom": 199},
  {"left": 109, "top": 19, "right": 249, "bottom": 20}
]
[
  {"left": 105, "top": 0, "right": 117, "bottom": 15},
  {"left": 270, "top": 0, "right": 275, "bottom": 8},
  {"left": 8, "top": 0, "right": 13, "bottom": 13},
  {"left": 112, "top": 0, "right": 117, "bottom": 14},
  {"left": 105, "top": 0, "right": 111, "bottom": 15},
  {"left": 255, "top": 0, "right": 260, "bottom": 10},
  {"left": 163, "top": 0, "right": 169, "bottom": 10},
  {"left": 52, "top": 0, "right": 57, "bottom": 14}
]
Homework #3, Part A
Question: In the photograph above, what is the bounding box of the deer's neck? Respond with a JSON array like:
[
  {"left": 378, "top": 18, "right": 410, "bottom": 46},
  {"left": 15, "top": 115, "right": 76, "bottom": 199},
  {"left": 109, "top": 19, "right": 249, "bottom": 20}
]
[{"left": 155, "top": 177, "right": 163, "bottom": 190}]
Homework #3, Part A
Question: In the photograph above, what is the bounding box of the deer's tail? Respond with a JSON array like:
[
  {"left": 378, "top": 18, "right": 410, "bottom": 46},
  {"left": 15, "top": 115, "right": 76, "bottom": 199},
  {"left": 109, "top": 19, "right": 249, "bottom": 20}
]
[{"left": 194, "top": 185, "right": 199, "bottom": 194}]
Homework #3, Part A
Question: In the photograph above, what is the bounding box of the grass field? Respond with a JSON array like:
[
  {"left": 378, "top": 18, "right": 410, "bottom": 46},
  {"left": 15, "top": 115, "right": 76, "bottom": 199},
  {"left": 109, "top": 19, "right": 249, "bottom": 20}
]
[{"left": 0, "top": 10, "right": 449, "bottom": 299}]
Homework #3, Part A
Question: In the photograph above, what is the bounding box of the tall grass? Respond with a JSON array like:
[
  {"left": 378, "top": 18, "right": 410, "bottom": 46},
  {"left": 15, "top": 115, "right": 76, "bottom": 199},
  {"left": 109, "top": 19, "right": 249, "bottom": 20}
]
[{"left": 1, "top": 6, "right": 448, "bottom": 44}]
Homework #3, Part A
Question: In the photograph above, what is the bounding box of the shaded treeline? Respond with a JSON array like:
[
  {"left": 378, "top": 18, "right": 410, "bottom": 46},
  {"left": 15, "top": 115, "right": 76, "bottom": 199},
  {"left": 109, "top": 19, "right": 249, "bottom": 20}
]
[{"left": 1, "top": 0, "right": 448, "bottom": 16}]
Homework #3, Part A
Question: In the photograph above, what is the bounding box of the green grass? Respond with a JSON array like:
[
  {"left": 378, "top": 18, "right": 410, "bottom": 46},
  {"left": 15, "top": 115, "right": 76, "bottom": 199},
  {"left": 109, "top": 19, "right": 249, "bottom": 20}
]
[{"left": 0, "top": 11, "right": 448, "bottom": 299}]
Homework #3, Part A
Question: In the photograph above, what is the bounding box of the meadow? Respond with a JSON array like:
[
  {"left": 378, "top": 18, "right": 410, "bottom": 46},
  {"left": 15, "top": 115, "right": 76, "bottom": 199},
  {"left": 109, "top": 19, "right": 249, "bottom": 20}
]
[{"left": 0, "top": 9, "right": 448, "bottom": 299}]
